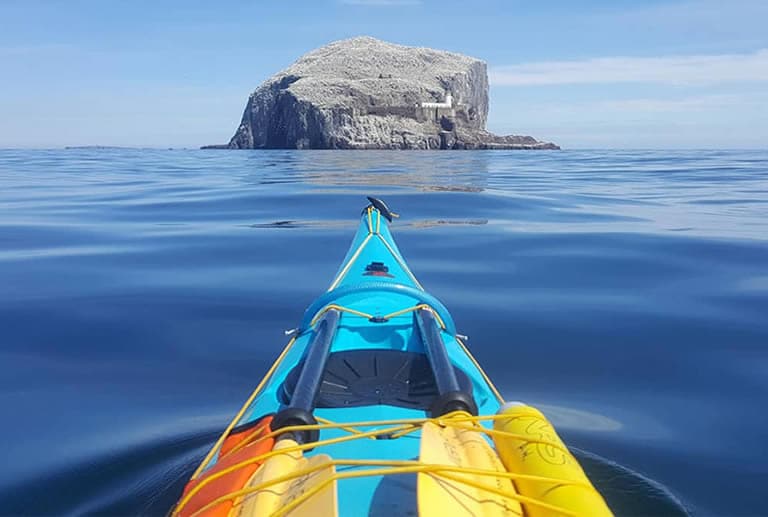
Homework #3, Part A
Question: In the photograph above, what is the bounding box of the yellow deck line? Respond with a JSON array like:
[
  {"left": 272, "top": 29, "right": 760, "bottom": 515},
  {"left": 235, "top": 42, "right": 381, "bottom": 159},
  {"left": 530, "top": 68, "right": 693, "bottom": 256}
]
[
  {"left": 377, "top": 234, "right": 424, "bottom": 290},
  {"left": 366, "top": 206, "right": 373, "bottom": 233},
  {"left": 456, "top": 337, "right": 504, "bottom": 403},
  {"left": 327, "top": 233, "right": 372, "bottom": 291}
]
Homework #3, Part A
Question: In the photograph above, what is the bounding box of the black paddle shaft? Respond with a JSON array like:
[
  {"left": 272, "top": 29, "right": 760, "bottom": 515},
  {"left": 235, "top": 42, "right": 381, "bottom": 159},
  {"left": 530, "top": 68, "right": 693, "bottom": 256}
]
[
  {"left": 272, "top": 308, "right": 340, "bottom": 444},
  {"left": 415, "top": 308, "right": 478, "bottom": 417},
  {"left": 291, "top": 308, "right": 340, "bottom": 410}
]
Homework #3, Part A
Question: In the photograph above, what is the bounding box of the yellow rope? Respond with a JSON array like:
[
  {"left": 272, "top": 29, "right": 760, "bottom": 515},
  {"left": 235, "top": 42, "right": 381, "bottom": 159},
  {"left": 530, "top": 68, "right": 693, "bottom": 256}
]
[
  {"left": 328, "top": 206, "right": 374, "bottom": 291},
  {"left": 191, "top": 465, "right": 423, "bottom": 517},
  {"left": 191, "top": 459, "right": 584, "bottom": 517},
  {"left": 326, "top": 206, "right": 422, "bottom": 291},
  {"left": 308, "top": 303, "right": 448, "bottom": 330},
  {"left": 219, "top": 418, "right": 271, "bottom": 458},
  {"left": 367, "top": 206, "right": 373, "bottom": 233},
  {"left": 388, "top": 424, "right": 426, "bottom": 439},
  {"left": 176, "top": 412, "right": 583, "bottom": 516},
  {"left": 189, "top": 336, "right": 297, "bottom": 480},
  {"left": 380, "top": 304, "right": 448, "bottom": 329},
  {"left": 174, "top": 422, "right": 418, "bottom": 515},
  {"left": 379, "top": 305, "right": 420, "bottom": 320},
  {"left": 315, "top": 416, "right": 376, "bottom": 439},
  {"left": 178, "top": 416, "right": 437, "bottom": 513},
  {"left": 272, "top": 465, "right": 579, "bottom": 517},
  {"left": 432, "top": 471, "right": 580, "bottom": 516},
  {"left": 376, "top": 232, "right": 424, "bottom": 289},
  {"left": 204, "top": 412, "right": 554, "bottom": 463},
  {"left": 327, "top": 233, "right": 373, "bottom": 291},
  {"left": 446, "top": 422, "right": 573, "bottom": 456},
  {"left": 456, "top": 336, "right": 504, "bottom": 403},
  {"left": 309, "top": 304, "right": 373, "bottom": 326}
]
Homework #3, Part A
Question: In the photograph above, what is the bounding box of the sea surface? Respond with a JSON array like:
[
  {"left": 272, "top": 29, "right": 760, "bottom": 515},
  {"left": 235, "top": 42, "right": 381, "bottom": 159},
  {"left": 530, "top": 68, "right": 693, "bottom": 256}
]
[{"left": 0, "top": 149, "right": 766, "bottom": 516}]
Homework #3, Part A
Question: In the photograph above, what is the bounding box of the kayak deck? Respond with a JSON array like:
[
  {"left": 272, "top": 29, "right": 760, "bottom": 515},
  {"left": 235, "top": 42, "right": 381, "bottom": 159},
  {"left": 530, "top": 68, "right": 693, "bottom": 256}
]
[
  {"left": 174, "top": 200, "right": 611, "bottom": 517},
  {"left": 214, "top": 298, "right": 503, "bottom": 514}
]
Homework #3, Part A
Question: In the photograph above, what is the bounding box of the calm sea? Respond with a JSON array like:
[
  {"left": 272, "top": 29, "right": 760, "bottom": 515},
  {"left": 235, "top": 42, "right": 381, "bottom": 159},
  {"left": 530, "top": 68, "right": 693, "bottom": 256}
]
[{"left": 0, "top": 149, "right": 766, "bottom": 516}]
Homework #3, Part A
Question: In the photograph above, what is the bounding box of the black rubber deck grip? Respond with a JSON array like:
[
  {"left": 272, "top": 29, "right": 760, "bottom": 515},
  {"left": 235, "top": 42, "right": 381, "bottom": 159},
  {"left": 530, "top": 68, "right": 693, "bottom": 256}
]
[{"left": 280, "top": 349, "right": 474, "bottom": 410}]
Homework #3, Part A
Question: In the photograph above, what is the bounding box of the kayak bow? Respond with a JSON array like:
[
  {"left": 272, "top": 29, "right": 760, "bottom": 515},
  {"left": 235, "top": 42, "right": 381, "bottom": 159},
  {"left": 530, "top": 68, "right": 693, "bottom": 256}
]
[{"left": 174, "top": 198, "right": 612, "bottom": 517}]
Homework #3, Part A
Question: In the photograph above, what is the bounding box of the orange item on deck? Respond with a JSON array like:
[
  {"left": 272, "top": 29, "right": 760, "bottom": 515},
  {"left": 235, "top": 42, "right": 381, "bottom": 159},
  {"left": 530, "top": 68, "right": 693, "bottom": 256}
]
[{"left": 176, "top": 416, "right": 274, "bottom": 517}]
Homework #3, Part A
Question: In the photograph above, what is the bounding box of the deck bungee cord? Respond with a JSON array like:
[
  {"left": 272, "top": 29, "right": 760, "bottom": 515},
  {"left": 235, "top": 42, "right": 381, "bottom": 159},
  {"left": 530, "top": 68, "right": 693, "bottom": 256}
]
[
  {"left": 175, "top": 412, "right": 595, "bottom": 517},
  {"left": 329, "top": 205, "right": 422, "bottom": 291}
]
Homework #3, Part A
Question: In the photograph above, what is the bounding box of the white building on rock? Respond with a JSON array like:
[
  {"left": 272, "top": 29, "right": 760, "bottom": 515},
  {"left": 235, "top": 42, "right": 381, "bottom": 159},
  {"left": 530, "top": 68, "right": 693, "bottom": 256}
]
[{"left": 421, "top": 92, "right": 453, "bottom": 109}]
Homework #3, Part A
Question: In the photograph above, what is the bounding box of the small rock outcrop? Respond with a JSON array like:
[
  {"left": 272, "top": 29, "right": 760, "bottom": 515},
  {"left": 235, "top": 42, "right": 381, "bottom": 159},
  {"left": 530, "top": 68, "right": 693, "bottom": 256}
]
[{"left": 208, "top": 37, "right": 558, "bottom": 150}]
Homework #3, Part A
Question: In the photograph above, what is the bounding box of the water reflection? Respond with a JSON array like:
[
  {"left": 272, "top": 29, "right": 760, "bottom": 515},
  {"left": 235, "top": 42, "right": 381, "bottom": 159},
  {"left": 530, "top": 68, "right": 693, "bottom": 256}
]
[
  {"left": 248, "top": 218, "right": 489, "bottom": 230},
  {"left": 242, "top": 150, "right": 491, "bottom": 193},
  {"left": 234, "top": 149, "right": 768, "bottom": 239}
]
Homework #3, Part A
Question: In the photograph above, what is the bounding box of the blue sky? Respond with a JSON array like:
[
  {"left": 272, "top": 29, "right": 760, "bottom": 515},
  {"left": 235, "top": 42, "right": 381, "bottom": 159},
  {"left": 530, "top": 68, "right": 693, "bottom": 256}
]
[{"left": 1, "top": 0, "right": 766, "bottom": 148}]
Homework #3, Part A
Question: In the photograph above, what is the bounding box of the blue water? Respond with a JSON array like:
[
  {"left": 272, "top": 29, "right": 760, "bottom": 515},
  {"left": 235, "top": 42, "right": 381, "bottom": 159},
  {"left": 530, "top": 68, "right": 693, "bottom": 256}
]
[{"left": 0, "top": 149, "right": 766, "bottom": 516}]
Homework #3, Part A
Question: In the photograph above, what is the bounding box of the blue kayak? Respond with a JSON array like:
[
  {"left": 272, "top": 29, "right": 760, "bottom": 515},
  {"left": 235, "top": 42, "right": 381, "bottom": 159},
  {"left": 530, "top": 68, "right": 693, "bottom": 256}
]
[{"left": 174, "top": 198, "right": 611, "bottom": 517}]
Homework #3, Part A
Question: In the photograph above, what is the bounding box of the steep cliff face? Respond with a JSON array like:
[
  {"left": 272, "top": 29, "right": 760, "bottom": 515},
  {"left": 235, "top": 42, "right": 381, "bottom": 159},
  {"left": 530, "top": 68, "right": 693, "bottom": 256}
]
[{"left": 215, "top": 37, "right": 557, "bottom": 150}]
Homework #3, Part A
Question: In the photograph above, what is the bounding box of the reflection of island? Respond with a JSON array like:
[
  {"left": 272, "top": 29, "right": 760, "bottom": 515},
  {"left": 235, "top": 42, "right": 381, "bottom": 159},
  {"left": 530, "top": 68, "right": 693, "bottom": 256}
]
[
  {"left": 65, "top": 146, "right": 135, "bottom": 150},
  {"left": 422, "top": 185, "right": 483, "bottom": 193},
  {"left": 64, "top": 146, "right": 187, "bottom": 150},
  {"left": 242, "top": 150, "right": 493, "bottom": 193},
  {"left": 249, "top": 219, "right": 488, "bottom": 230},
  {"left": 406, "top": 219, "right": 489, "bottom": 229},
  {"left": 206, "top": 37, "right": 558, "bottom": 150},
  {"left": 242, "top": 149, "right": 494, "bottom": 232}
]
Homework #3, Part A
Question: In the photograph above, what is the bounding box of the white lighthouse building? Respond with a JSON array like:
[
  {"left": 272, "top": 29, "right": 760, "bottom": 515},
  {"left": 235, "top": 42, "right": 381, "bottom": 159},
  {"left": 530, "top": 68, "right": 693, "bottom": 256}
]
[{"left": 421, "top": 92, "right": 453, "bottom": 109}]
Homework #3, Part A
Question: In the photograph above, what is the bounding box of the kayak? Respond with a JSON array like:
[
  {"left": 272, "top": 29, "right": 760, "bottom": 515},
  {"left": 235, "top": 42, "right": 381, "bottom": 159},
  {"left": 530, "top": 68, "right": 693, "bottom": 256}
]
[{"left": 173, "top": 198, "right": 612, "bottom": 517}]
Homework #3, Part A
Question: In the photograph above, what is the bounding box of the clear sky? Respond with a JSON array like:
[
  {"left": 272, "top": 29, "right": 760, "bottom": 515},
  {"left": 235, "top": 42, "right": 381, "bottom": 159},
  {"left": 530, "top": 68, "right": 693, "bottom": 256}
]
[{"left": 1, "top": 0, "right": 766, "bottom": 148}]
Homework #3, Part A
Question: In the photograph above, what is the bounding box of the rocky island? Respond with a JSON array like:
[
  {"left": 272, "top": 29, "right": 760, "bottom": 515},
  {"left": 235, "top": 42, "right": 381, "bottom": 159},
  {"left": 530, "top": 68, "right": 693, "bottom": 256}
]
[{"left": 206, "top": 37, "right": 558, "bottom": 150}]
